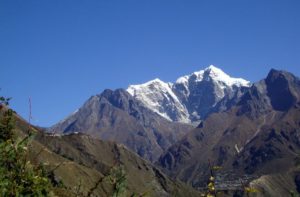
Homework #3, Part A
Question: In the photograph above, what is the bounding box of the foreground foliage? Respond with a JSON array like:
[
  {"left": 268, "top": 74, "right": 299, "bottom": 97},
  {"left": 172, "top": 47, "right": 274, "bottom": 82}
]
[{"left": 0, "top": 97, "right": 53, "bottom": 196}]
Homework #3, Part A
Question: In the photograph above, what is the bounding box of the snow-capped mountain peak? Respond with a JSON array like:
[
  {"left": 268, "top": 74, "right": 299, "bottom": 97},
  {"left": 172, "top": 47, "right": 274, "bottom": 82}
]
[
  {"left": 127, "top": 78, "right": 190, "bottom": 123},
  {"left": 177, "top": 65, "right": 250, "bottom": 88},
  {"left": 205, "top": 65, "right": 250, "bottom": 87},
  {"left": 127, "top": 78, "right": 173, "bottom": 96},
  {"left": 127, "top": 65, "right": 251, "bottom": 124}
]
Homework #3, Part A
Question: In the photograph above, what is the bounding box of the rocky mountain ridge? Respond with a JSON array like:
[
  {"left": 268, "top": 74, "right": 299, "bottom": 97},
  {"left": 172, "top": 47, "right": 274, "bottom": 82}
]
[
  {"left": 31, "top": 67, "right": 300, "bottom": 196},
  {"left": 51, "top": 65, "right": 249, "bottom": 161},
  {"left": 50, "top": 88, "right": 193, "bottom": 162},
  {"left": 157, "top": 69, "right": 300, "bottom": 195}
]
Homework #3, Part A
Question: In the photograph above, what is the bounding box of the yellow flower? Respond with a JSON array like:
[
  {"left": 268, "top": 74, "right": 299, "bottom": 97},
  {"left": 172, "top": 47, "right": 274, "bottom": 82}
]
[
  {"left": 212, "top": 166, "right": 222, "bottom": 171},
  {"left": 245, "top": 187, "right": 259, "bottom": 193}
]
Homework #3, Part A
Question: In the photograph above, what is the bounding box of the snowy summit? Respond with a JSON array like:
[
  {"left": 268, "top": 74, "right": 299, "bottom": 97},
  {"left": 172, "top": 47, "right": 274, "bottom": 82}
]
[
  {"left": 127, "top": 78, "right": 189, "bottom": 122},
  {"left": 127, "top": 65, "right": 251, "bottom": 124},
  {"left": 176, "top": 65, "right": 250, "bottom": 88}
]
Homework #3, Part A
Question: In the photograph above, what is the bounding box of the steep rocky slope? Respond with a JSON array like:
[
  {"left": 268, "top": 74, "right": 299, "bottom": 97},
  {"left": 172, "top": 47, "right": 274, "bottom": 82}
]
[
  {"left": 157, "top": 69, "right": 300, "bottom": 196},
  {"left": 10, "top": 110, "right": 200, "bottom": 197},
  {"left": 50, "top": 89, "right": 192, "bottom": 162}
]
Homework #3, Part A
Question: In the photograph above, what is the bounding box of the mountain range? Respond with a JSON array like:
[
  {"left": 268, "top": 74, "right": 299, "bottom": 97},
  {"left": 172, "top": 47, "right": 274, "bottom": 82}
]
[
  {"left": 51, "top": 65, "right": 250, "bottom": 161},
  {"left": 47, "top": 65, "right": 300, "bottom": 196},
  {"left": 158, "top": 68, "right": 300, "bottom": 194}
]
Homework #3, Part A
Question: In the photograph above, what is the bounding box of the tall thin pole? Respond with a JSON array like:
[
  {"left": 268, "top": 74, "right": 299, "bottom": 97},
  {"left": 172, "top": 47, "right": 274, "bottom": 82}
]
[
  {"left": 28, "top": 97, "right": 32, "bottom": 125},
  {"left": 28, "top": 97, "right": 32, "bottom": 135}
]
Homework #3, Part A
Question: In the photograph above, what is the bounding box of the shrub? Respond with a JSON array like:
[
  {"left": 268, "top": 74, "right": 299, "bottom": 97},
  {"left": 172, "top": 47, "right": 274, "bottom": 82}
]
[{"left": 0, "top": 97, "right": 54, "bottom": 196}]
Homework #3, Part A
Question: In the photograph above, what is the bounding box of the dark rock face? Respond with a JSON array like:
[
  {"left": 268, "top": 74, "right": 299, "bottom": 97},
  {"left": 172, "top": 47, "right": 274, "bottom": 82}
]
[
  {"left": 266, "top": 69, "right": 298, "bottom": 111},
  {"left": 236, "top": 69, "right": 300, "bottom": 117},
  {"left": 242, "top": 143, "right": 282, "bottom": 174},
  {"left": 157, "top": 69, "right": 300, "bottom": 188},
  {"left": 236, "top": 80, "right": 271, "bottom": 118}
]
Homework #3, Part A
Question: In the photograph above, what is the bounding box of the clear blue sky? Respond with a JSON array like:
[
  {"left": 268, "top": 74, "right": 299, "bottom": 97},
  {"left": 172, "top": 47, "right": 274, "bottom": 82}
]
[{"left": 0, "top": 0, "right": 299, "bottom": 127}]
